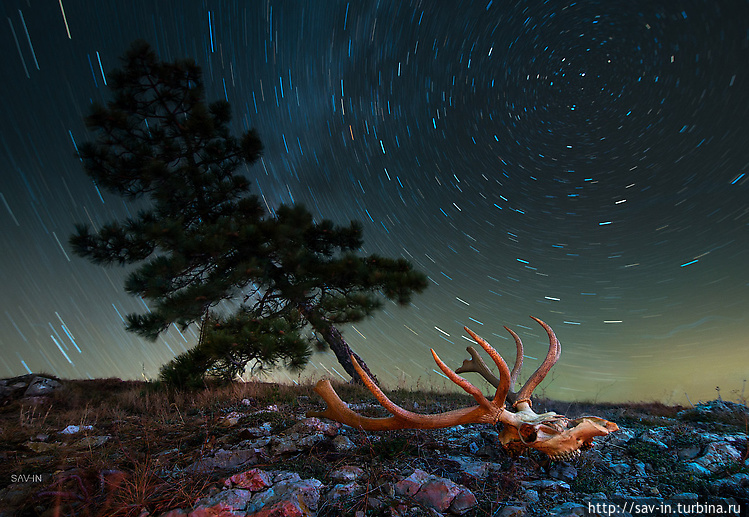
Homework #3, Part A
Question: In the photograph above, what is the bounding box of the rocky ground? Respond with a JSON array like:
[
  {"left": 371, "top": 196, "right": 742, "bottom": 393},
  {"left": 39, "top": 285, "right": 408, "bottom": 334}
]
[{"left": 0, "top": 374, "right": 747, "bottom": 516}]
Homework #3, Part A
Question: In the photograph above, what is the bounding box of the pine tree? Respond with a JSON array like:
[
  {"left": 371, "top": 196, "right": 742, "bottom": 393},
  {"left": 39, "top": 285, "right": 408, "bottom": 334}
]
[{"left": 70, "top": 41, "right": 427, "bottom": 387}]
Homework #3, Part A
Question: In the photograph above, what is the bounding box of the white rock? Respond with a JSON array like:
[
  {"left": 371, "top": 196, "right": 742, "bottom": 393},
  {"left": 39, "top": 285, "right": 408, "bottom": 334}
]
[
  {"left": 59, "top": 424, "right": 93, "bottom": 434},
  {"left": 692, "top": 441, "right": 743, "bottom": 474}
]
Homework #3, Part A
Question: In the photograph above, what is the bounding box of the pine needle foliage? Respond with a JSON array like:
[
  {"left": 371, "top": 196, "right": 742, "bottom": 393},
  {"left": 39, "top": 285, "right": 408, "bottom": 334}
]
[{"left": 69, "top": 41, "right": 427, "bottom": 387}]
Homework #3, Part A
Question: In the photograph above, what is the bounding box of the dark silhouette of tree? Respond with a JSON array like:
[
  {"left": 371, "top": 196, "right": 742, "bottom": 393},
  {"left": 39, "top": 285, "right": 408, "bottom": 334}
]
[
  {"left": 248, "top": 203, "right": 428, "bottom": 385},
  {"left": 69, "top": 41, "right": 427, "bottom": 387}
]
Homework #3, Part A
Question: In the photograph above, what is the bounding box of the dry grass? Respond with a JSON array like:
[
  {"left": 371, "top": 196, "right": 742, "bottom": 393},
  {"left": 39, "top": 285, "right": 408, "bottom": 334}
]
[
  {"left": 1, "top": 377, "right": 411, "bottom": 516},
  {"left": 0, "top": 376, "right": 484, "bottom": 516},
  {"left": 2, "top": 376, "right": 747, "bottom": 516}
]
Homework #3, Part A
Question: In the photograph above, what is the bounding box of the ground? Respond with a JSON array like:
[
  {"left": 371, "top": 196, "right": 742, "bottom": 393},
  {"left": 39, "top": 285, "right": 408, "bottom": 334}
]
[{"left": 0, "top": 375, "right": 747, "bottom": 516}]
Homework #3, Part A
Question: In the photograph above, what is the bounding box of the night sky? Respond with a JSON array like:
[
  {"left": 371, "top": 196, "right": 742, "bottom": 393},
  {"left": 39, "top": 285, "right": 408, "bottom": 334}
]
[{"left": 1, "top": 1, "right": 747, "bottom": 404}]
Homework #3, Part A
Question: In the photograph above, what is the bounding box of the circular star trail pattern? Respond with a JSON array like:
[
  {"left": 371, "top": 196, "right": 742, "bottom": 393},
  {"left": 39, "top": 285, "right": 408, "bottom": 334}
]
[{"left": 1, "top": 1, "right": 747, "bottom": 403}]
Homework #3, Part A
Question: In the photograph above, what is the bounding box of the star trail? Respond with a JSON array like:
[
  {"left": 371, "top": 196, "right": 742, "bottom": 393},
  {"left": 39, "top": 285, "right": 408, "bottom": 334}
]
[{"left": 1, "top": 1, "right": 747, "bottom": 403}]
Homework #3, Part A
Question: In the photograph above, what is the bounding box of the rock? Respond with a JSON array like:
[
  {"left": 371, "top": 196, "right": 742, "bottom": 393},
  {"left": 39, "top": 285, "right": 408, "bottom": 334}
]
[
  {"left": 192, "top": 488, "right": 253, "bottom": 513},
  {"left": 288, "top": 417, "right": 340, "bottom": 437},
  {"left": 395, "top": 469, "right": 432, "bottom": 497},
  {"left": 188, "top": 470, "right": 321, "bottom": 517},
  {"left": 271, "top": 433, "right": 325, "bottom": 455},
  {"left": 24, "top": 396, "right": 52, "bottom": 405},
  {"left": 607, "top": 428, "right": 635, "bottom": 447},
  {"left": 520, "top": 479, "right": 570, "bottom": 492},
  {"left": 394, "top": 469, "right": 477, "bottom": 514},
  {"left": 678, "top": 400, "right": 749, "bottom": 423},
  {"left": 723, "top": 473, "right": 749, "bottom": 487},
  {"left": 268, "top": 417, "right": 340, "bottom": 456},
  {"left": 328, "top": 466, "right": 365, "bottom": 483},
  {"left": 239, "top": 436, "right": 272, "bottom": 450},
  {"left": 671, "top": 492, "right": 699, "bottom": 501},
  {"left": 610, "top": 463, "right": 630, "bottom": 475},
  {"left": 444, "top": 455, "right": 490, "bottom": 480},
  {"left": 496, "top": 506, "right": 526, "bottom": 517},
  {"left": 326, "top": 482, "right": 361, "bottom": 501},
  {"left": 296, "top": 433, "right": 327, "bottom": 449},
  {"left": 712, "top": 472, "right": 749, "bottom": 494},
  {"left": 684, "top": 462, "right": 712, "bottom": 476},
  {"left": 224, "top": 468, "right": 272, "bottom": 491},
  {"left": 25, "top": 441, "right": 59, "bottom": 453},
  {"left": 475, "top": 443, "right": 496, "bottom": 457},
  {"left": 366, "top": 495, "right": 386, "bottom": 511},
  {"left": 245, "top": 474, "right": 322, "bottom": 516},
  {"left": 640, "top": 428, "right": 669, "bottom": 450},
  {"left": 220, "top": 411, "right": 244, "bottom": 427},
  {"left": 158, "top": 509, "right": 187, "bottom": 517},
  {"left": 24, "top": 376, "right": 63, "bottom": 397},
  {"left": 272, "top": 471, "right": 302, "bottom": 484},
  {"left": 690, "top": 441, "right": 743, "bottom": 474},
  {"left": 0, "top": 385, "right": 14, "bottom": 400},
  {"left": 449, "top": 488, "right": 478, "bottom": 515},
  {"left": 549, "top": 462, "right": 577, "bottom": 482},
  {"left": 59, "top": 424, "right": 94, "bottom": 434},
  {"left": 551, "top": 501, "right": 588, "bottom": 516},
  {"left": 187, "top": 448, "right": 259, "bottom": 474},
  {"left": 74, "top": 435, "right": 110, "bottom": 448},
  {"left": 0, "top": 484, "right": 30, "bottom": 509},
  {"left": 332, "top": 435, "right": 356, "bottom": 451},
  {"left": 415, "top": 477, "right": 462, "bottom": 512},
  {"left": 676, "top": 445, "right": 702, "bottom": 460},
  {"left": 242, "top": 422, "right": 272, "bottom": 438},
  {"left": 248, "top": 499, "right": 307, "bottom": 517}
]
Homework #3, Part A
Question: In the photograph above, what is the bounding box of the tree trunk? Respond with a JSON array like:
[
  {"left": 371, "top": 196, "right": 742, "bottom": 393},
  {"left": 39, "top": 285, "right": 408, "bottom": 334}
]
[
  {"left": 298, "top": 303, "right": 379, "bottom": 386},
  {"left": 319, "top": 322, "right": 380, "bottom": 386}
]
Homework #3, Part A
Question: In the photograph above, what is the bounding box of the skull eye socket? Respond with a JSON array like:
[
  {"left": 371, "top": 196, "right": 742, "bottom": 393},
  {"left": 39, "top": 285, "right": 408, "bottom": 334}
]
[{"left": 518, "top": 423, "right": 538, "bottom": 444}]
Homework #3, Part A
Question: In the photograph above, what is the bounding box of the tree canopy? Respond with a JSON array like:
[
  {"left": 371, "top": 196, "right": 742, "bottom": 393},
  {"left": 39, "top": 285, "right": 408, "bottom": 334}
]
[{"left": 70, "top": 41, "right": 427, "bottom": 387}]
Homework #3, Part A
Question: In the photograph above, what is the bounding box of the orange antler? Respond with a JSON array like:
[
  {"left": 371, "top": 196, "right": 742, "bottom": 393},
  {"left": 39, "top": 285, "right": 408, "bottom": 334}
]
[
  {"left": 307, "top": 317, "right": 618, "bottom": 459},
  {"left": 458, "top": 316, "right": 561, "bottom": 407},
  {"left": 307, "top": 323, "right": 511, "bottom": 430}
]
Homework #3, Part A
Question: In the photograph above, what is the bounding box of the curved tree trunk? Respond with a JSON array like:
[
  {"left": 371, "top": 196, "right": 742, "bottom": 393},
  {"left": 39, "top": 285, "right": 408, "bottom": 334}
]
[{"left": 298, "top": 303, "right": 379, "bottom": 386}]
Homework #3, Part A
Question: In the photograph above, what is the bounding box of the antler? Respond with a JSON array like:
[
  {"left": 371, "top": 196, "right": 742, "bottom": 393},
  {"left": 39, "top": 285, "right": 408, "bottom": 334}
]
[
  {"left": 307, "top": 327, "right": 511, "bottom": 430},
  {"left": 307, "top": 317, "right": 559, "bottom": 430},
  {"left": 457, "top": 316, "right": 560, "bottom": 407},
  {"left": 307, "top": 317, "right": 618, "bottom": 459}
]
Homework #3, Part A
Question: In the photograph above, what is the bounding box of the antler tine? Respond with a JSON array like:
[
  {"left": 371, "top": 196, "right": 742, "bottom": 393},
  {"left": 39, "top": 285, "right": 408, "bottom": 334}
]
[
  {"left": 455, "top": 346, "right": 501, "bottom": 388},
  {"left": 355, "top": 348, "right": 494, "bottom": 414},
  {"left": 308, "top": 355, "right": 440, "bottom": 430},
  {"left": 514, "top": 317, "right": 561, "bottom": 404},
  {"left": 308, "top": 379, "right": 403, "bottom": 430},
  {"left": 350, "top": 354, "right": 417, "bottom": 418},
  {"left": 463, "top": 327, "right": 511, "bottom": 406},
  {"left": 502, "top": 325, "right": 524, "bottom": 390},
  {"left": 430, "top": 349, "right": 493, "bottom": 411},
  {"left": 456, "top": 326, "right": 524, "bottom": 391},
  {"left": 308, "top": 353, "right": 508, "bottom": 430}
]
